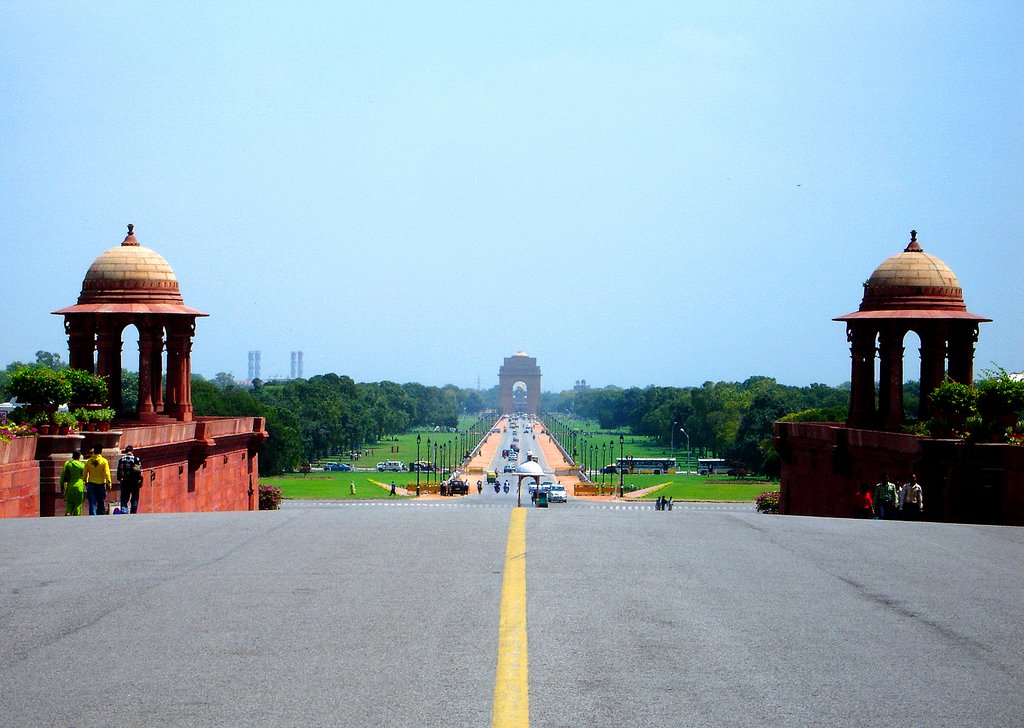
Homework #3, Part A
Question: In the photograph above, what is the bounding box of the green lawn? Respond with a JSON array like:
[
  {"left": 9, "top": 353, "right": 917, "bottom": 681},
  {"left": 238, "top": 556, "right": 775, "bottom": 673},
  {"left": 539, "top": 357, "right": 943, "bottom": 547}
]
[
  {"left": 264, "top": 471, "right": 416, "bottom": 499},
  {"left": 597, "top": 472, "right": 773, "bottom": 501},
  {"left": 314, "top": 415, "right": 497, "bottom": 472}
]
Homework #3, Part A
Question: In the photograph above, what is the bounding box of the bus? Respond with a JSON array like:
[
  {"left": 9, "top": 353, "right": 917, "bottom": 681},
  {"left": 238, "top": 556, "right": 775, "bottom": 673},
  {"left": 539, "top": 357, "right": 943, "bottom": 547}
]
[
  {"left": 697, "top": 458, "right": 730, "bottom": 476},
  {"left": 609, "top": 457, "right": 677, "bottom": 474}
]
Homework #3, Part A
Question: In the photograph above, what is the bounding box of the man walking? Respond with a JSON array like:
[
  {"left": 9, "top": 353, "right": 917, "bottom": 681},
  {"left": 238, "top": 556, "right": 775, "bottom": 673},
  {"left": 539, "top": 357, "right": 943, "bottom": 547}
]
[
  {"left": 874, "top": 473, "right": 898, "bottom": 520},
  {"left": 83, "top": 445, "right": 111, "bottom": 516},
  {"left": 899, "top": 474, "right": 924, "bottom": 520},
  {"left": 116, "top": 445, "right": 143, "bottom": 514}
]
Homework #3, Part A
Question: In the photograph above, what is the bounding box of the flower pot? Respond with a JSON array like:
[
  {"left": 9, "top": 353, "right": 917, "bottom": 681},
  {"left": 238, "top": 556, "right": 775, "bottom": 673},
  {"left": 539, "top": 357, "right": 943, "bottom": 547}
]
[
  {"left": 38, "top": 424, "right": 53, "bottom": 436},
  {"left": 86, "top": 423, "right": 98, "bottom": 432},
  {"left": 98, "top": 422, "right": 110, "bottom": 432},
  {"left": 57, "top": 425, "right": 71, "bottom": 435}
]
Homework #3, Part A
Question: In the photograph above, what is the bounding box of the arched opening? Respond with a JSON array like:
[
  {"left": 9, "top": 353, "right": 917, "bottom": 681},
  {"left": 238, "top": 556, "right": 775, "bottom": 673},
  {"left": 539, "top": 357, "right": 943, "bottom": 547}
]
[
  {"left": 121, "top": 323, "right": 140, "bottom": 414},
  {"left": 512, "top": 381, "right": 528, "bottom": 414},
  {"left": 902, "top": 330, "right": 923, "bottom": 421}
]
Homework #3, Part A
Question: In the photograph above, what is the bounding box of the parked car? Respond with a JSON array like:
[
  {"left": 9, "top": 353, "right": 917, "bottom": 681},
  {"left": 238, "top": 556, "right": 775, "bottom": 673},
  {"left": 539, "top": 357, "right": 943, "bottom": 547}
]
[
  {"left": 376, "top": 460, "right": 405, "bottom": 472},
  {"left": 547, "top": 484, "right": 567, "bottom": 503},
  {"left": 324, "top": 462, "right": 353, "bottom": 472},
  {"left": 447, "top": 479, "right": 469, "bottom": 496}
]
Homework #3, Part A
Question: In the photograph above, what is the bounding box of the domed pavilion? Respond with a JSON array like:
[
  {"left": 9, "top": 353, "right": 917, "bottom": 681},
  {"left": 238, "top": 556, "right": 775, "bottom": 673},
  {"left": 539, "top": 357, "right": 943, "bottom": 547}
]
[
  {"left": 53, "top": 225, "right": 207, "bottom": 422},
  {"left": 834, "top": 230, "right": 990, "bottom": 430}
]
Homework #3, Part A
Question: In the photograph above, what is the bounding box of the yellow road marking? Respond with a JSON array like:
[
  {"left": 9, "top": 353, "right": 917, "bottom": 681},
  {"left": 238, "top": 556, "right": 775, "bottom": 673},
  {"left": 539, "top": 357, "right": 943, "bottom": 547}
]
[{"left": 492, "top": 507, "right": 529, "bottom": 728}]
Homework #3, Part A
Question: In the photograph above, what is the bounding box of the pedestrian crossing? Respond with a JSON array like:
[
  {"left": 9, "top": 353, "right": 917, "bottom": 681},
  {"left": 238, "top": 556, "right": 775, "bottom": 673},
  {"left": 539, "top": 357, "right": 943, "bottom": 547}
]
[{"left": 282, "top": 500, "right": 755, "bottom": 513}]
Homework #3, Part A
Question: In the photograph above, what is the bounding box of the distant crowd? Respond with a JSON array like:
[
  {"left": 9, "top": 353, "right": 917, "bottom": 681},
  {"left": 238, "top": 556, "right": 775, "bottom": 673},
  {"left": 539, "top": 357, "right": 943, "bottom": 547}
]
[{"left": 855, "top": 472, "right": 924, "bottom": 520}]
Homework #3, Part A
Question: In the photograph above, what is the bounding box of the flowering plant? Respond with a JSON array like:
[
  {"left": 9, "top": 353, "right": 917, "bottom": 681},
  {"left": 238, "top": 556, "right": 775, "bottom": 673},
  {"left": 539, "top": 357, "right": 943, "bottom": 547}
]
[
  {"left": 755, "top": 491, "right": 781, "bottom": 514},
  {"left": 0, "top": 422, "right": 36, "bottom": 444},
  {"left": 258, "top": 483, "right": 284, "bottom": 510}
]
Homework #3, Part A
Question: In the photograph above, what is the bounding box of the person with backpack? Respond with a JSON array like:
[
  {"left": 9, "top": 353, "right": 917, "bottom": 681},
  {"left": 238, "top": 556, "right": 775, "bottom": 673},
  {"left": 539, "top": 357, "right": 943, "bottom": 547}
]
[{"left": 116, "top": 445, "right": 144, "bottom": 514}]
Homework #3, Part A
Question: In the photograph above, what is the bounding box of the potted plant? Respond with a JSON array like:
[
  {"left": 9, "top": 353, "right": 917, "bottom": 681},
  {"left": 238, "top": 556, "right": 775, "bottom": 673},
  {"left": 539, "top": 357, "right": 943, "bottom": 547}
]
[
  {"left": 72, "top": 407, "right": 91, "bottom": 430},
  {"left": 53, "top": 410, "right": 77, "bottom": 435},
  {"left": 91, "top": 407, "right": 116, "bottom": 431},
  {"left": 29, "top": 410, "right": 53, "bottom": 436}
]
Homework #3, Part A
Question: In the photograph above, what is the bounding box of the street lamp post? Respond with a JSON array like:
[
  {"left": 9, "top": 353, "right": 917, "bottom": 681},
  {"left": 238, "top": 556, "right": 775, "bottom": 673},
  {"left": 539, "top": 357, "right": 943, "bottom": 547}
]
[
  {"left": 416, "top": 433, "right": 421, "bottom": 489},
  {"left": 601, "top": 443, "right": 606, "bottom": 488},
  {"left": 619, "top": 434, "right": 625, "bottom": 497},
  {"left": 426, "top": 437, "right": 431, "bottom": 484},
  {"left": 680, "top": 428, "right": 690, "bottom": 473},
  {"left": 671, "top": 421, "right": 677, "bottom": 452}
]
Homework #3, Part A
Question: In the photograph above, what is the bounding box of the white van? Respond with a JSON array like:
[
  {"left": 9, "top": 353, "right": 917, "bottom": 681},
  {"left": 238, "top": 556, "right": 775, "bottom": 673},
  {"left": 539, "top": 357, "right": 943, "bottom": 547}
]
[{"left": 376, "top": 460, "right": 405, "bottom": 472}]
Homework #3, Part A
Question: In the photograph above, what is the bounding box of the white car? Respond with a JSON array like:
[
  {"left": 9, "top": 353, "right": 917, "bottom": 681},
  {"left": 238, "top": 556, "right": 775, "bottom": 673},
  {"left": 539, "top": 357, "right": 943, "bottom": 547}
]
[{"left": 547, "top": 484, "right": 567, "bottom": 503}]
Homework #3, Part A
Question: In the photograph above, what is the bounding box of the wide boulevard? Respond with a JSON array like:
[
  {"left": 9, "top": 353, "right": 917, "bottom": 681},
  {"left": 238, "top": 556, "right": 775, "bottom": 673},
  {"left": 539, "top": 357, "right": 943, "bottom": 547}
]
[{"left": 1, "top": 423, "right": 1021, "bottom": 726}]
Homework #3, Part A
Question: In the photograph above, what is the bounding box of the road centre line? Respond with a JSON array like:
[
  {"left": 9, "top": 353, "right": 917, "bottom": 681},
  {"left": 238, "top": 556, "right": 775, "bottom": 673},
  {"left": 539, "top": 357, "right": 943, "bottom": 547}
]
[{"left": 492, "top": 507, "right": 529, "bottom": 728}]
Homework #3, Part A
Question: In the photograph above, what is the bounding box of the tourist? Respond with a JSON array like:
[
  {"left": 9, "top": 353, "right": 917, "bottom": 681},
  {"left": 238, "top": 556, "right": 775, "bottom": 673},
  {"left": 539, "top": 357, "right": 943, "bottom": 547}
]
[
  {"left": 83, "top": 445, "right": 111, "bottom": 515},
  {"left": 116, "top": 445, "right": 143, "bottom": 514},
  {"left": 59, "top": 449, "right": 86, "bottom": 516},
  {"left": 899, "top": 474, "right": 924, "bottom": 520},
  {"left": 349, "top": 481, "right": 356, "bottom": 496},
  {"left": 390, "top": 480, "right": 396, "bottom": 496},
  {"left": 873, "top": 473, "right": 898, "bottom": 520},
  {"left": 856, "top": 483, "right": 874, "bottom": 519}
]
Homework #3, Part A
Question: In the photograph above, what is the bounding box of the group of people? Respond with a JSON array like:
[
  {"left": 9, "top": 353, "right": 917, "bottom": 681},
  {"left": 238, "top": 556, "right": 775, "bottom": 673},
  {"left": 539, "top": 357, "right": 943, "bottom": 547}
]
[
  {"left": 58, "top": 445, "right": 143, "bottom": 516},
  {"left": 655, "top": 495, "right": 673, "bottom": 511},
  {"left": 856, "top": 472, "right": 924, "bottom": 520}
]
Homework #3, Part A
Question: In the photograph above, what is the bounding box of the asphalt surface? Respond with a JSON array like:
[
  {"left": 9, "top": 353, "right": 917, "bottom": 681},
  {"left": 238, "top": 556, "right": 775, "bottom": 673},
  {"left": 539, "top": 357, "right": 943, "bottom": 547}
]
[{"left": 2, "top": 499, "right": 1021, "bottom": 728}]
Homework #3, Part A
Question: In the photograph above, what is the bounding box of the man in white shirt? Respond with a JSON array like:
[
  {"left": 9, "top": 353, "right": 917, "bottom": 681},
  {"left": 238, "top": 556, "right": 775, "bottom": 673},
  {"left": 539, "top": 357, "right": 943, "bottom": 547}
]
[{"left": 899, "top": 474, "right": 924, "bottom": 520}]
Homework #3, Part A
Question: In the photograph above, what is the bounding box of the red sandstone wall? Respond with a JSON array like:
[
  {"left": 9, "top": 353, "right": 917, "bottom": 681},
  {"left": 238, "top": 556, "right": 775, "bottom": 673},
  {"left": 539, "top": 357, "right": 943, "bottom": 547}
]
[
  {"left": 0, "top": 438, "right": 41, "bottom": 517},
  {"left": 775, "top": 422, "right": 1024, "bottom": 525},
  {"left": 0, "top": 416, "right": 266, "bottom": 518}
]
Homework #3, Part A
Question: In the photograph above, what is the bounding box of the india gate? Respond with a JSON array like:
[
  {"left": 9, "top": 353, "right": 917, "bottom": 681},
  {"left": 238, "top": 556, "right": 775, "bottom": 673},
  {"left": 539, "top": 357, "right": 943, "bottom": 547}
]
[{"left": 498, "top": 352, "right": 541, "bottom": 415}]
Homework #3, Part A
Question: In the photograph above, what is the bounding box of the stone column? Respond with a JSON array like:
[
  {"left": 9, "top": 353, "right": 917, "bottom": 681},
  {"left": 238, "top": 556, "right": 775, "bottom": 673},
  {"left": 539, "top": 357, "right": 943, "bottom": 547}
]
[
  {"left": 946, "top": 323, "right": 978, "bottom": 386},
  {"left": 150, "top": 325, "right": 165, "bottom": 415},
  {"left": 918, "top": 327, "right": 948, "bottom": 420},
  {"left": 95, "top": 320, "right": 123, "bottom": 411},
  {"left": 136, "top": 320, "right": 157, "bottom": 420},
  {"left": 847, "top": 325, "right": 877, "bottom": 428},
  {"left": 164, "top": 318, "right": 196, "bottom": 422},
  {"left": 65, "top": 317, "right": 96, "bottom": 372},
  {"left": 877, "top": 325, "right": 905, "bottom": 430}
]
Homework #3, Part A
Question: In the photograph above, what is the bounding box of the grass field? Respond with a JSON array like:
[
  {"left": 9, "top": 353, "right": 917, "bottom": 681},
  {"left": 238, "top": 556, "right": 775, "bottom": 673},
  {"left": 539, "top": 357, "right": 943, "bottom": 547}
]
[
  {"left": 264, "top": 471, "right": 417, "bottom": 499},
  {"left": 596, "top": 472, "right": 773, "bottom": 501},
  {"left": 312, "top": 415, "right": 497, "bottom": 472}
]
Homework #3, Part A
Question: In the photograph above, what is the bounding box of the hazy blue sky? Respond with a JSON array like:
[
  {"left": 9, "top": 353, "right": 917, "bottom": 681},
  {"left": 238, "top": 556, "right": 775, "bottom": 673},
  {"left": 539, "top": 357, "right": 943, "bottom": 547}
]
[{"left": 2, "top": 1, "right": 1021, "bottom": 391}]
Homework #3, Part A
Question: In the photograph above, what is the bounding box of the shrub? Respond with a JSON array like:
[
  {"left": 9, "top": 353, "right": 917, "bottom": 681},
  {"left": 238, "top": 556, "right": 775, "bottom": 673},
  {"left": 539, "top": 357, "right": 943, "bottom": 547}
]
[
  {"left": 755, "top": 490, "right": 781, "bottom": 514},
  {"left": 976, "top": 367, "right": 1024, "bottom": 418},
  {"left": 62, "top": 369, "right": 108, "bottom": 405},
  {"left": 7, "top": 367, "right": 72, "bottom": 409},
  {"left": 258, "top": 483, "right": 283, "bottom": 510},
  {"left": 928, "top": 379, "right": 977, "bottom": 423}
]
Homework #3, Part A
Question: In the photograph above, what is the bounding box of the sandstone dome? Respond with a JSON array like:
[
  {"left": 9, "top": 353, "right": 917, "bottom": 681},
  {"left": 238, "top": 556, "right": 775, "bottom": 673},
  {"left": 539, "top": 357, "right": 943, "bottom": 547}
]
[
  {"left": 54, "top": 225, "right": 206, "bottom": 316},
  {"left": 836, "top": 230, "right": 987, "bottom": 322}
]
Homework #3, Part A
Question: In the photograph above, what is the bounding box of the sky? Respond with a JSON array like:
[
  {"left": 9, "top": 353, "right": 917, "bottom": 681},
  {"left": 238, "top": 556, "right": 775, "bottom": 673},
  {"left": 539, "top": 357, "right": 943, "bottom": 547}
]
[{"left": 2, "top": 1, "right": 1021, "bottom": 392}]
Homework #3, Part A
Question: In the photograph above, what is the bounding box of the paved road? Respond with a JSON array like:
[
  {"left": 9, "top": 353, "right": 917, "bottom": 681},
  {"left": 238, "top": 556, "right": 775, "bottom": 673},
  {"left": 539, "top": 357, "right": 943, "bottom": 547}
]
[{"left": 1, "top": 505, "right": 1021, "bottom": 727}]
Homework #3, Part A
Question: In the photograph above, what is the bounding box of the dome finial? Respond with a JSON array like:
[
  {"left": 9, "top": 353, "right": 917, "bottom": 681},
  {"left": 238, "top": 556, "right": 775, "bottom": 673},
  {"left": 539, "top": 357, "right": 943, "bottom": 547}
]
[
  {"left": 905, "top": 229, "right": 922, "bottom": 253},
  {"left": 122, "top": 224, "right": 139, "bottom": 247}
]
